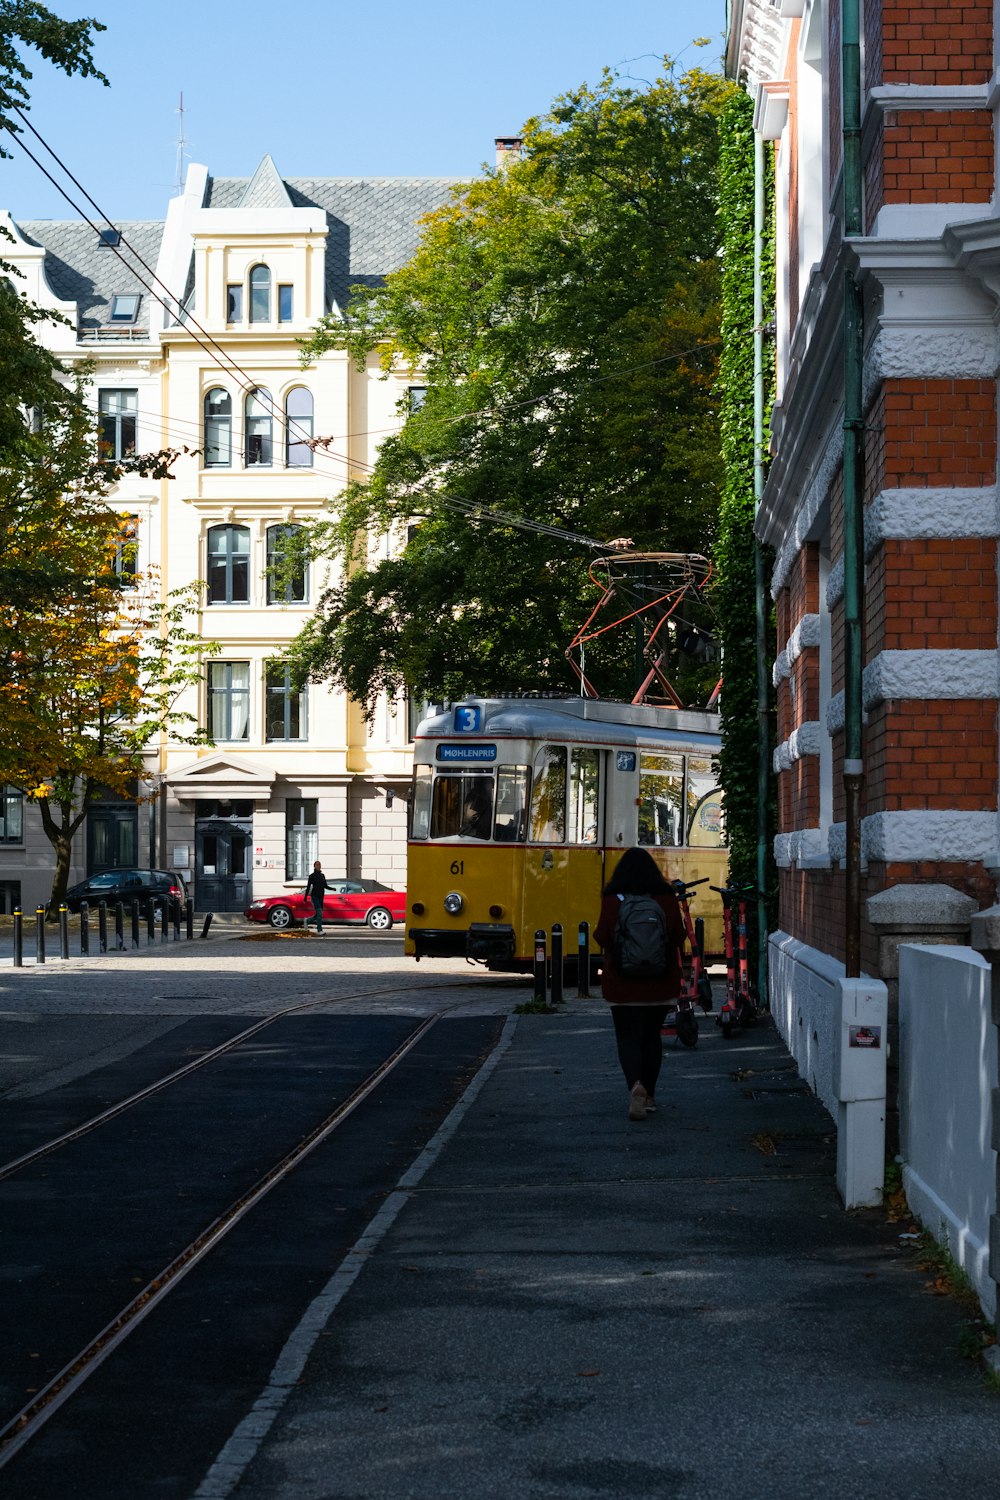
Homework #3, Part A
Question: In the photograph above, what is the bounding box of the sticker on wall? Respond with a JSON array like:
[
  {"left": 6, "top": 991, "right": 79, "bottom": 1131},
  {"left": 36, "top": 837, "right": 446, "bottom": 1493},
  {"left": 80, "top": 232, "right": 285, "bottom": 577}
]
[{"left": 849, "top": 1025, "right": 881, "bottom": 1049}]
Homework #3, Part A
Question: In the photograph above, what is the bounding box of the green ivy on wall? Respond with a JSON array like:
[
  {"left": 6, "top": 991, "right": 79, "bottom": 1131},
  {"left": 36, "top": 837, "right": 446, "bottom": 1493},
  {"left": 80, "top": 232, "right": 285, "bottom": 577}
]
[{"left": 715, "top": 90, "right": 777, "bottom": 938}]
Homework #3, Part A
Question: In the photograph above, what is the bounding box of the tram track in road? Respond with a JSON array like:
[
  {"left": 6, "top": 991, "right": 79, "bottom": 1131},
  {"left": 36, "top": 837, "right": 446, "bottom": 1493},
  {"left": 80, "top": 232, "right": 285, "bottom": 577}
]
[
  {"left": 0, "top": 997, "right": 510, "bottom": 1494},
  {"left": 0, "top": 974, "right": 515, "bottom": 1184}
]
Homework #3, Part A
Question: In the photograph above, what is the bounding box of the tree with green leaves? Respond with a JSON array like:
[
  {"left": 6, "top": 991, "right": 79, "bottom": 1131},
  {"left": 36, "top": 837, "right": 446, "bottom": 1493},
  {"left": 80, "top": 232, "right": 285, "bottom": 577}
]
[{"left": 293, "top": 58, "right": 736, "bottom": 715}]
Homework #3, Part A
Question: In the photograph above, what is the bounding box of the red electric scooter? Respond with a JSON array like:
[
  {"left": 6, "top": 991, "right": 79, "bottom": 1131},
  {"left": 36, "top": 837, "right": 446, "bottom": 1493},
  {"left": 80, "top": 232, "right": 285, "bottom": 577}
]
[{"left": 662, "top": 877, "right": 714, "bottom": 1048}]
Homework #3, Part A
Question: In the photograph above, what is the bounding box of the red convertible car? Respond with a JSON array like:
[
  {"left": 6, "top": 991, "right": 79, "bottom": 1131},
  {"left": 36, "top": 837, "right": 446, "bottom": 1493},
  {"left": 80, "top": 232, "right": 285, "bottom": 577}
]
[{"left": 244, "top": 880, "right": 406, "bottom": 931}]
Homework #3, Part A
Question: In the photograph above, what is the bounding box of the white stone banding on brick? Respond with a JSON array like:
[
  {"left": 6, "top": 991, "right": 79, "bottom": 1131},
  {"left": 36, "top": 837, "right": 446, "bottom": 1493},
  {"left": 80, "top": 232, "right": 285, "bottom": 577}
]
[
  {"left": 868, "top": 324, "right": 1000, "bottom": 387},
  {"left": 826, "top": 556, "right": 845, "bottom": 609},
  {"left": 772, "top": 614, "right": 821, "bottom": 685},
  {"left": 773, "top": 720, "right": 823, "bottom": 773},
  {"left": 828, "top": 810, "right": 998, "bottom": 864},
  {"left": 774, "top": 827, "right": 828, "bottom": 868},
  {"left": 864, "top": 486, "right": 998, "bottom": 555},
  {"left": 825, "top": 650, "right": 1000, "bottom": 732}
]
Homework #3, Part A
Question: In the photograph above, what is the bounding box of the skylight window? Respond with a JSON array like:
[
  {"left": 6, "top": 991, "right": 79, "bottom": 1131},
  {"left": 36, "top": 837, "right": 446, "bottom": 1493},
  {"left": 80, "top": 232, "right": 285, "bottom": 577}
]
[
  {"left": 97, "top": 228, "right": 121, "bottom": 248},
  {"left": 110, "top": 294, "right": 140, "bottom": 323}
]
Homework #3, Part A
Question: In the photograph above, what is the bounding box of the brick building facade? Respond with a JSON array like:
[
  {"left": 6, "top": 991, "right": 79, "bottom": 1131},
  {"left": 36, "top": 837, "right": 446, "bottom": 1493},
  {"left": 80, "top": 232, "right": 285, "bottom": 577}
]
[{"left": 728, "top": 1, "right": 1000, "bottom": 1016}]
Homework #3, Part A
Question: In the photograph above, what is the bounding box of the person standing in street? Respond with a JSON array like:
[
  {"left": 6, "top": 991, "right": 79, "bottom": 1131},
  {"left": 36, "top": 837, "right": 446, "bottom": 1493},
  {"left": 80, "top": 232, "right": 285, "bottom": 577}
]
[
  {"left": 594, "top": 847, "right": 685, "bottom": 1121},
  {"left": 305, "top": 860, "right": 328, "bottom": 934}
]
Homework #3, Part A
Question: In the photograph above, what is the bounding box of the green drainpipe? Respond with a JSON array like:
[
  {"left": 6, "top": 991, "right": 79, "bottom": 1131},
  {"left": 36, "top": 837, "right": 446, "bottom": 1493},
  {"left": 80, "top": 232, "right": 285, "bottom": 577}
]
[{"left": 842, "top": 0, "right": 865, "bottom": 976}]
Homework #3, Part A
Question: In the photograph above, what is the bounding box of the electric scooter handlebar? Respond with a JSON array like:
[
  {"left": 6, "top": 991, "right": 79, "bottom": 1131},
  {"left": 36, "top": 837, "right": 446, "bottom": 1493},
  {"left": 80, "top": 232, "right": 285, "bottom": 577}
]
[{"left": 672, "top": 876, "right": 709, "bottom": 893}]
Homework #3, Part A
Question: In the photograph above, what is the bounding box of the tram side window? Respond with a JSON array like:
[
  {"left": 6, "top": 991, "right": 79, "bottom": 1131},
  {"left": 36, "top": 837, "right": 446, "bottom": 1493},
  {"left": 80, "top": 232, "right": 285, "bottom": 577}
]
[
  {"left": 410, "top": 765, "right": 432, "bottom": 840},
  {"left": 638, "top": 752, "right": 683, "bottom": 846},
  {"left": 529, "top": 744, "right": 566, "bottom": 843},
  {"left": 686, "top": 756, "right": 725, "bottom": 847},
  {"left": 569, "top": 748, "right": 600, "bottom": 843},
  {"left": 494, "top": 765, "right": 530, "bottom": 842},
  {"left": 430, "top": 773, "right": 495, "bottom": 839}
]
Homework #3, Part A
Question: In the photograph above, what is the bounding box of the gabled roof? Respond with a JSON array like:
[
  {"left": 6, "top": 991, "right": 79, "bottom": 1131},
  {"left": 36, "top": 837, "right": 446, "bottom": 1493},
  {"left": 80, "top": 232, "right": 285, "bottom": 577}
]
[{"left": 237, "top": 154, "right": 294, "bottom": 209}]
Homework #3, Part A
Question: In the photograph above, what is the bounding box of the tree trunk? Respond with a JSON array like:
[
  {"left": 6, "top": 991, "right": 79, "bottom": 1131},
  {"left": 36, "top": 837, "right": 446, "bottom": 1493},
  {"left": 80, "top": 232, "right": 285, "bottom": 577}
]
[{"left": 38, "top": 795, "right": 88, "bottom": 917}]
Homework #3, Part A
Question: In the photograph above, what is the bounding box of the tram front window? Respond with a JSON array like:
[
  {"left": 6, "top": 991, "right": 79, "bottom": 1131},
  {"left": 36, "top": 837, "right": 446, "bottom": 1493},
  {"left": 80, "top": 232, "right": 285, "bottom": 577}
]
[
  {"left": 494, "top": 765, "right": 530, "bottom": 842},
  {"left": 430, "top": 773, "right": 495, "bottom": 839},
  {"left": 638, "top": 751, "right": 683, "bottom": 846},
  {"left": 529, "top": 744, "right": 566, "bottom": 843},
  {"left": 410, "top": 764, "right": 432, "bottom": 840}
]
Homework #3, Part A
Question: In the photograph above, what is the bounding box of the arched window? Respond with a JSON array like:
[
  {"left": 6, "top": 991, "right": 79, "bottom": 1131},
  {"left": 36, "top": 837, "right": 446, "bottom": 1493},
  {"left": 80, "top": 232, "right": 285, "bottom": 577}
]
[
  {"left": 207, "top": 523, "right": 251, "bottom": 604},
  {"left": 285, "top": 387, "right": 313, "bottom": 467},
  {"left": 266, "top": 523, "right": 307, "bottom": 604},
  {"left": 245, "top": 388, "right": 273, "bottom": 466},
  {"left": 249, "top": 264, "right": 271, "bottom": 323},
  {"left": 204, "top": 387, "right": 232, "bottom": 467}
]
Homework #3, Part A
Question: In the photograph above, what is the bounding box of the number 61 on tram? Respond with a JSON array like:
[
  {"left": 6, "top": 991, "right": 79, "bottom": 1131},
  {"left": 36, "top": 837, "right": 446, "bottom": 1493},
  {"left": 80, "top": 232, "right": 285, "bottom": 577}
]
[{"left": 405, "top": 695, "right": 727, "bottom": 971}]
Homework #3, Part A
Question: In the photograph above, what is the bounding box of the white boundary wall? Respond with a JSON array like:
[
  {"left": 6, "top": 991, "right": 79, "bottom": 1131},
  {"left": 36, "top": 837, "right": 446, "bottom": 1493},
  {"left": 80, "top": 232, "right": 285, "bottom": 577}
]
[
  {"left": 898, "top": 944, "right": 997, "bottom": 1320},
  {"left": 768, "top": 930, "right": 842, "bottom": 1118}
]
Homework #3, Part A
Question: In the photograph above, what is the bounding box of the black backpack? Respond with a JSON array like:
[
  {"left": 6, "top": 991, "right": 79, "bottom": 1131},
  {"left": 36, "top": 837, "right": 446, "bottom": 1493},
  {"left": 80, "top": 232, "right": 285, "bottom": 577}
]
[{"left": 613, "top": 894, "right": 670, "bottom": 979}]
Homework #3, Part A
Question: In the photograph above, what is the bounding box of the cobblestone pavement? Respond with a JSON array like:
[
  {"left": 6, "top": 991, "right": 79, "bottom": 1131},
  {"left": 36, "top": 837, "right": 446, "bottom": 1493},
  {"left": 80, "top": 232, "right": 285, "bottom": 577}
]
[{"left": 0, "top": 929, "right": 526, "bottom": 1015}]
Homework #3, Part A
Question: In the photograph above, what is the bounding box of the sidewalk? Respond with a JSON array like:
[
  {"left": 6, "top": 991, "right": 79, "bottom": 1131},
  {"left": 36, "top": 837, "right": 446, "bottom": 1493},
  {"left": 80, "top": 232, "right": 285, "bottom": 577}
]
[{"left": 206, "top": 1003, "right": 1000, "bottom": 1500}]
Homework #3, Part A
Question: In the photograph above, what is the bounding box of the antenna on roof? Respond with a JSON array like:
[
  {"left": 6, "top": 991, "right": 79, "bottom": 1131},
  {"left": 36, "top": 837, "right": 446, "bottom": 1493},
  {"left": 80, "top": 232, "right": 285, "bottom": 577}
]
[{"left": 174, "top": 91, "right": 186, "bottom": 196}]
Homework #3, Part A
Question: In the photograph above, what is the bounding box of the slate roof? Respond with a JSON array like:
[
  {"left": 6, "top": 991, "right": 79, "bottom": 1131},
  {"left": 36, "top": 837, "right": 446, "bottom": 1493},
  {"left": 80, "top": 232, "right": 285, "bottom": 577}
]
[
  {"left": 14, "top": 168, "right": 464, "bottom": 332},
  {"left": 16, "top": 219, "right": 165, "bottom": 333}
]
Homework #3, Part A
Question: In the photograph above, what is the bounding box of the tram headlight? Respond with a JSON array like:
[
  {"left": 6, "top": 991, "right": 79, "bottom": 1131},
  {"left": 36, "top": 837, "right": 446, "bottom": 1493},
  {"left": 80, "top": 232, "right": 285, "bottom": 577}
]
[
  {"left": 444, "top": 891, "right": 464, "bottom": 915},
  {"left": 411, "top": 901, "right": 425, "bottom": 916}
]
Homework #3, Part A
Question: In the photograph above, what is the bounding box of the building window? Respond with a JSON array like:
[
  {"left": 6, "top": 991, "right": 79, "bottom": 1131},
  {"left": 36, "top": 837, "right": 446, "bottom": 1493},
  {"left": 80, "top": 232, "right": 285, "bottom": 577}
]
[
  {"left": 207, "top": 523, "right": 251, "bottom": 604},
  {"left": 97, "top": 228, "right": 121, "bottom": 248},
  {"left": 98, "top": 389, "right": 137, "bottom": 460},
  {"left": 245, "top": 387, "right": 273, "bottom": 466},
  {"left": 113, "top": 515, "right": 139, "bottom": 580},
  {"left": 285, "top": 387, "right": 313, "bottom": 467},
  {"left": 249, "top": 264, "right": 271, "bottom": 323},
  {"left": 278, "top": 284, "right": 293, "bottom": 322},
  {"left": 0, "top": 785, "right": 24, "bottom": 844},
  {"left": 286, "top": 798, "right": 318, "bottom": 879},
  {"left": 266, "top": 524, "right": 307, "bottom": 604},
  {"left": 110, "top": 294, "right": 140, "bottom": 323},
  {"left": 204, "top": 388, "right": 232, "bottom": 467},
  {"left": 207, "top": 661, "right": 250, "bottom": 741},
  {"left": 226, "top": 283, "right": 243, "bottom": 322},
  {"left": 408, "top": 386, "right": 427, "bottom": 412},
  {"left": 266, "top": 663, "right": 307, "bottom": 741}
]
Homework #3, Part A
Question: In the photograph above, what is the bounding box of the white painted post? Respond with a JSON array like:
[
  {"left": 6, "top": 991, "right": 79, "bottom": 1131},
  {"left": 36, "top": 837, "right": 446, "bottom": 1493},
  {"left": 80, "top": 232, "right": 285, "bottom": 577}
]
[{"left": 832, "top": 977, "right": 889, "bottom": 1207}]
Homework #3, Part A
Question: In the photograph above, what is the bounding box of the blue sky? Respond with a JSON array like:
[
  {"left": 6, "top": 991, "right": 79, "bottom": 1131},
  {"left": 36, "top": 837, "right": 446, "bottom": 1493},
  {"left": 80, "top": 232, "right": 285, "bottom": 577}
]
[{"left": 2, "top": 0, "right": 728, "bottom": 221}]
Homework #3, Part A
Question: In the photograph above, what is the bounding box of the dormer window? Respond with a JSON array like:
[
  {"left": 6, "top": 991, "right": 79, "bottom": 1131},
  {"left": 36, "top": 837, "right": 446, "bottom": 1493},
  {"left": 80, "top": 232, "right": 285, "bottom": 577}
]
[
  {"left": 97, "top": 228, "right": 121, "bottom": 248},
  {"left": 249, "top": 264, "right": 271, "bottom": 323},
  {"left": 110, "top": 294, "right": 140, "bottom": 323}
]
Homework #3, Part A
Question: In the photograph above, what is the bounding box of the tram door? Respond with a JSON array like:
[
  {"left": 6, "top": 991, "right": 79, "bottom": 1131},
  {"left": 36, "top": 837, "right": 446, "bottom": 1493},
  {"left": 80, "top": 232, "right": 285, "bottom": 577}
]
[
  {"left": 195, "top": 801, "right": 253, "bottom": 912},
  {"left": 520, "top": 745, "right": 604, "bottom": 945}
]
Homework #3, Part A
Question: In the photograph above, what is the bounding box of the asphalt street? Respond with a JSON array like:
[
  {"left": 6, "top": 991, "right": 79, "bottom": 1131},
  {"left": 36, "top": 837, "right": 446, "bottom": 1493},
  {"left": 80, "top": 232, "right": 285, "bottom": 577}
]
[{"left": 2, "top": 936, "right": 998, "bottom": 1498}]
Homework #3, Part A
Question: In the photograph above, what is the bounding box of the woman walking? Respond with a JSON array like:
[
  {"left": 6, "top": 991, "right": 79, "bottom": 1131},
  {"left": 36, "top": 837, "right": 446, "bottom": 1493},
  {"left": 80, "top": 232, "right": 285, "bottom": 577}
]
[{"left": 594, "top": 847, "right": 685, "bottom": 1121}]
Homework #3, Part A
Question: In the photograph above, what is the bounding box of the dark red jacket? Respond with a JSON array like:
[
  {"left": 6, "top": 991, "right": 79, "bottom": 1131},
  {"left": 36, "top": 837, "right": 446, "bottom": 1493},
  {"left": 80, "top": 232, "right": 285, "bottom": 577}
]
[{"left": 594, "top": 888, "right": 685, "bottom": 1005}]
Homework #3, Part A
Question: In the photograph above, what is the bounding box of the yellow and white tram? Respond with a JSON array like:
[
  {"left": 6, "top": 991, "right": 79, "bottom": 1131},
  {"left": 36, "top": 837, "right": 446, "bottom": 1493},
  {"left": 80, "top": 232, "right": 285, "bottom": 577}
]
[{"left": 405, "top": 694, "right": 727, "bottom": 970}]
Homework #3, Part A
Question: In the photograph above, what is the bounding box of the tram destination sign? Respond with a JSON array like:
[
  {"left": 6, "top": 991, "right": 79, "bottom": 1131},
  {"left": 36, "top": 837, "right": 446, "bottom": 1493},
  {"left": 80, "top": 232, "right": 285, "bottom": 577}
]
[{"left": 437, "top": 742, "right": 498, "bottom": 763}]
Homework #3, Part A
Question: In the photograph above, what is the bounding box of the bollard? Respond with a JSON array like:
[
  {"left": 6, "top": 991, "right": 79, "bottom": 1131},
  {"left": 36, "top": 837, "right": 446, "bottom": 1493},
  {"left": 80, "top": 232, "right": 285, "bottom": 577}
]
[
  {"left": 533, "top": 928, "right": 547, "bottom": 1004},
  {"left": 577, "top": 921, "right": 591, "bottom": 998},
  {"left": 201, "top": 911, "right": 214, "bottom": 939},
  {"left": 146, "top": 898, "right": 156, "bottom": 943},
  {"left": 114, "top": 901, "right": 125, "bottom": 951},
  {"left": 550, "top": 924, "right": 564, "bottom": 1005},
  {"left": 172, "top": 903, "right": 181, "bottom": 941},
  {"left": 160, "top": 902, "right": 169, "bottom": 943},
  {"left": 80, "top": 901, "right": 90, "bottom": 957},
  {"left": 12, "top": 908, "right": 22, "bottom": 968},
  {"left": 98, "top": 900, "right": 108, "bottom": 954},
  {"left": 131, "top": 900, "right": 140, "bottom": 949},
  {"left": 59, "top": 905, "right": 69, "bottom": 960},
  {"left": 186, "top": 903, "right": 194, "bottom": 941},
  {"left": 35, "top": 907, "right": 46, "bottom": 964}
]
